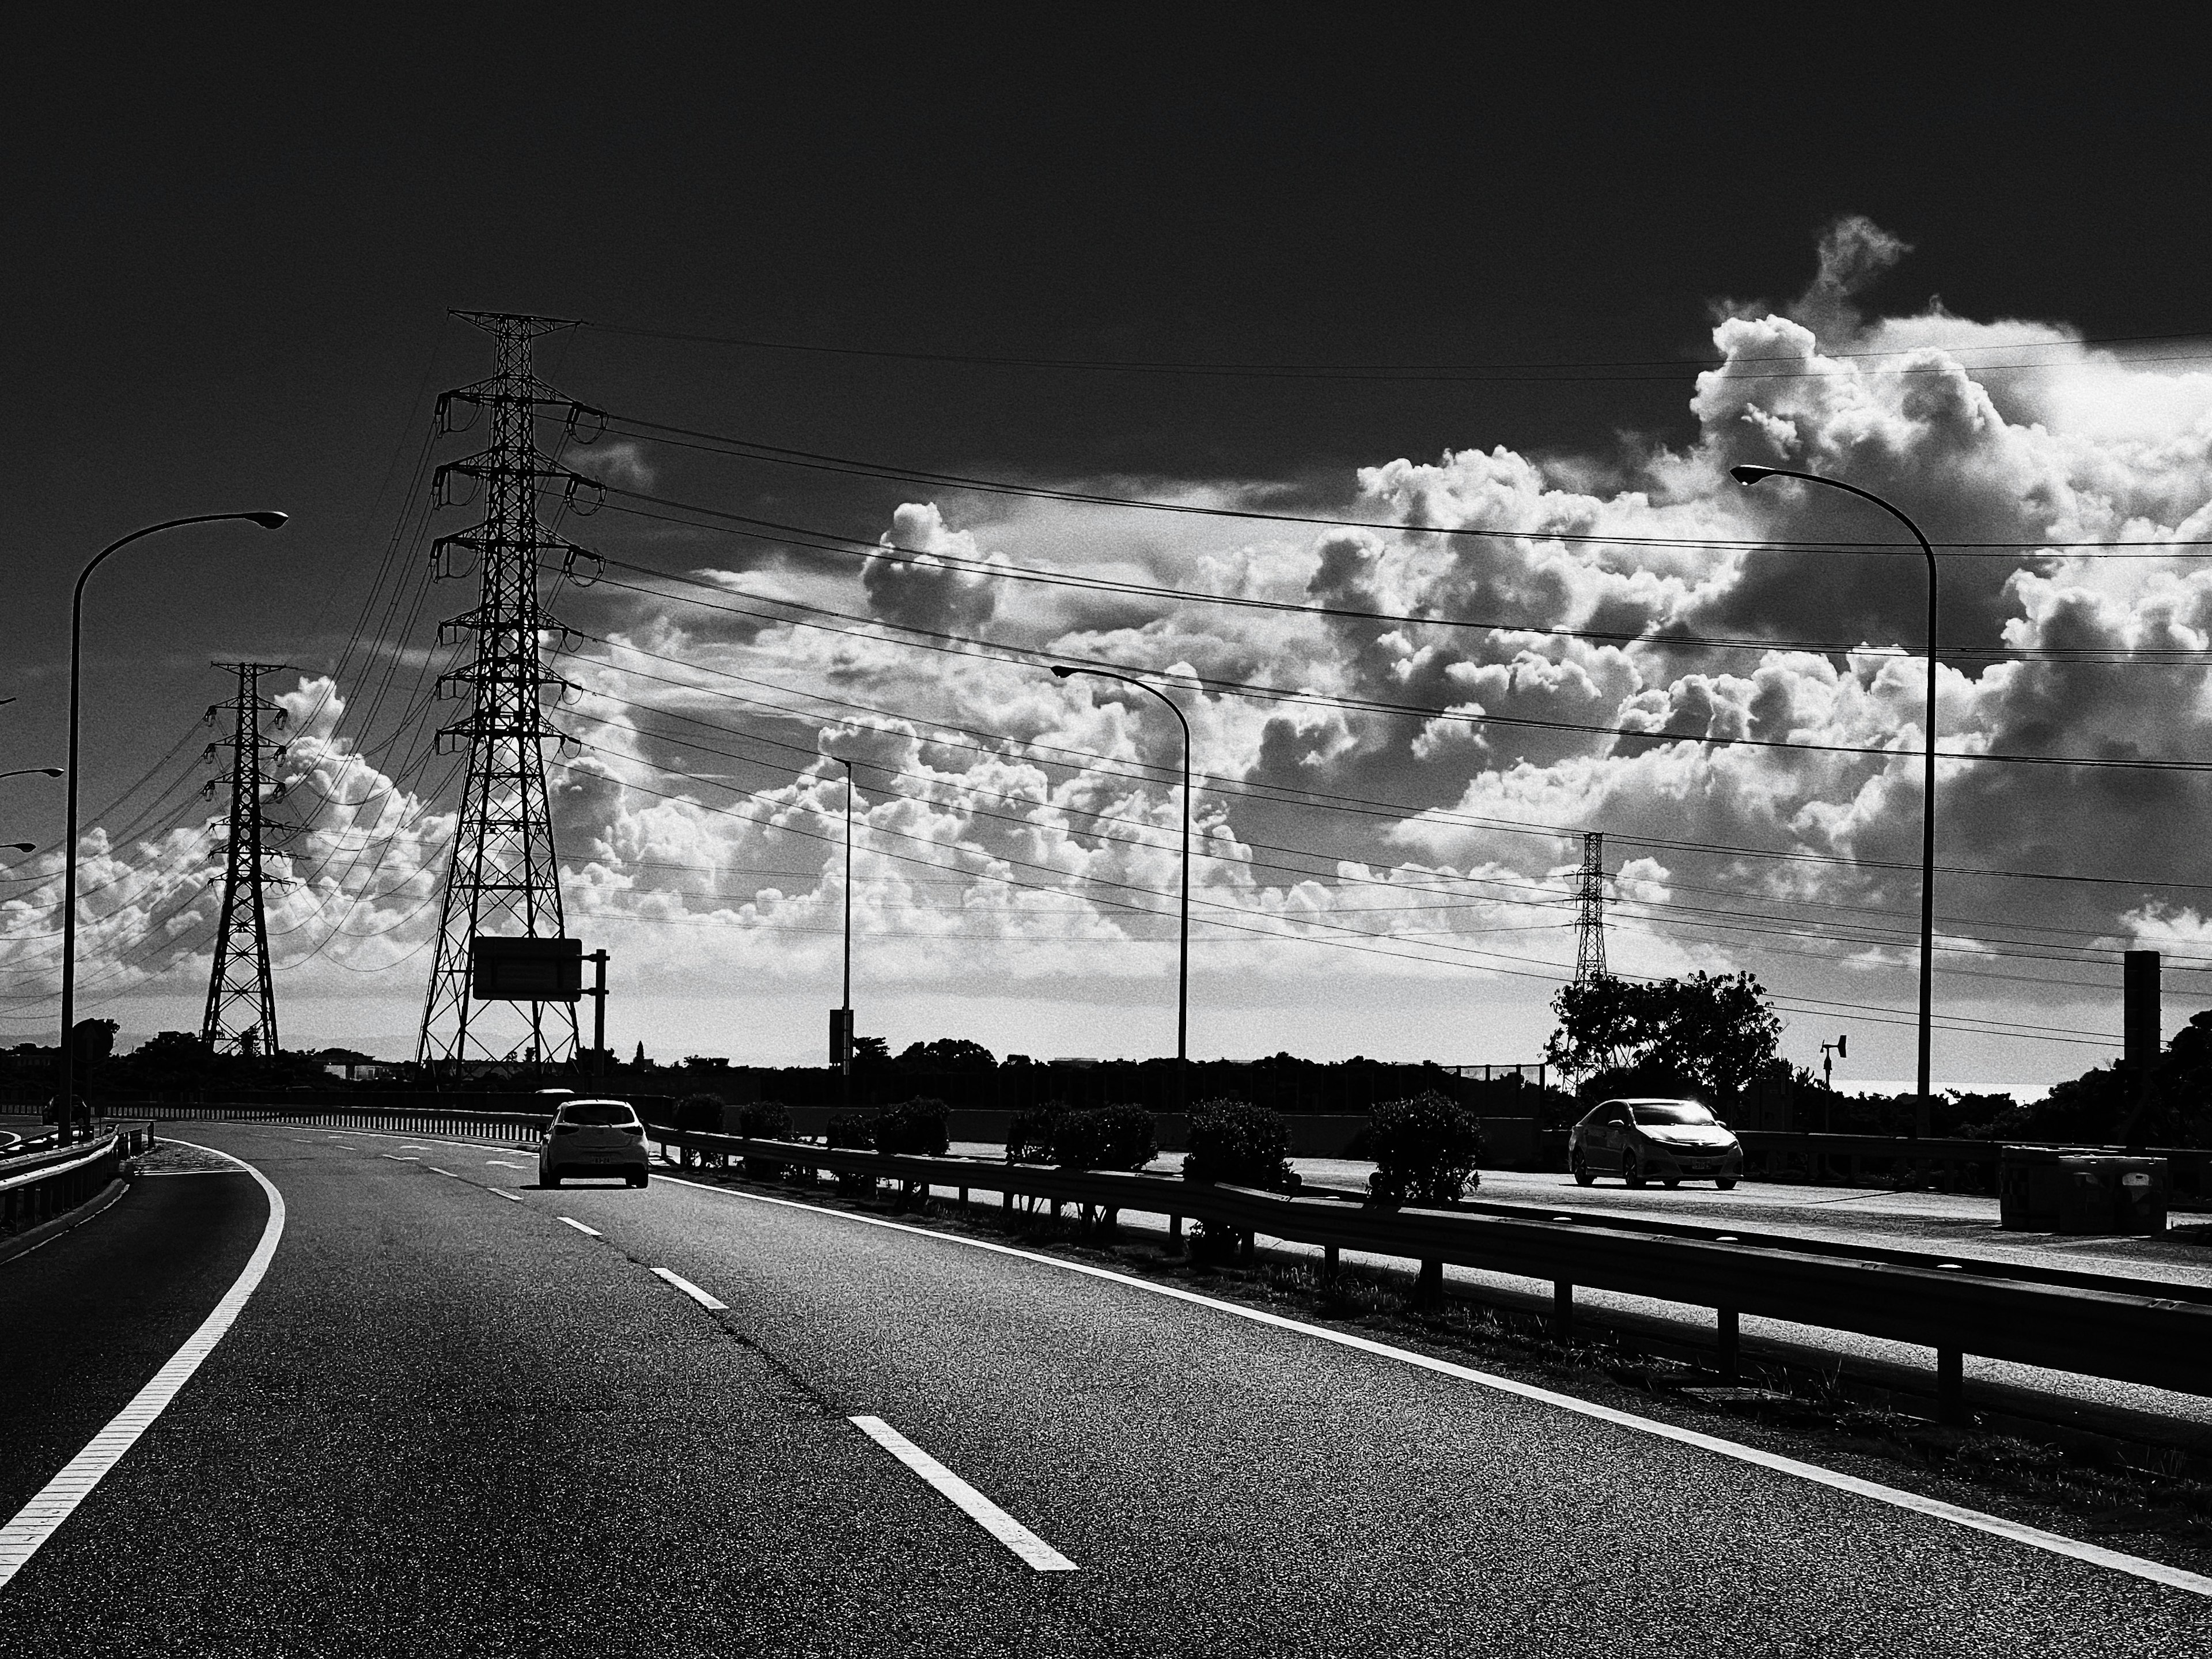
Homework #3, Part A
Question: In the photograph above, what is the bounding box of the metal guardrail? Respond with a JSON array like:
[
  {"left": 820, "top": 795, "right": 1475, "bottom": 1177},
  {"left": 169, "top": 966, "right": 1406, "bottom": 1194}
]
[
  {"left": 650, "top": 1126, "right": 2212, "bottom": 1420},
  {"left": 128, "top": 1102, "right": 554, "bottom": 1147},
  {"left": 0, "top": 1127, "right": 146, "bottom": 1240}
]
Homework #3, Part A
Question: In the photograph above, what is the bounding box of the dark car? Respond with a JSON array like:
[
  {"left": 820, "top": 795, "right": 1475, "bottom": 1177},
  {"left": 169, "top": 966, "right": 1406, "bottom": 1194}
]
[{"left": 1569, "top": 1097, "right": 1743, "bottom": 1190}]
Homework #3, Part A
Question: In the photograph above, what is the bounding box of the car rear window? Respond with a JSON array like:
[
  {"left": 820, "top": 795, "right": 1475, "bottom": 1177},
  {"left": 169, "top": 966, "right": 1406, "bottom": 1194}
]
[
  {"left": 559, "top": 1103, "right": 637, "bottom": 1126},
  {"left": 1631, "top": 1102, "right": 1717, "bottom": 1126}
]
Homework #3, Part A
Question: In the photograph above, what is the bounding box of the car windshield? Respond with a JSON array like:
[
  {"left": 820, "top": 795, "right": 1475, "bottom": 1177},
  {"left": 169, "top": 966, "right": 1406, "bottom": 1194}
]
[
  {"left": 1630, "top": 1102, "right": 1715, "bottom": 1126},
  {"left": 559, "top": 1103, "right": 635, "bottom": 1126}
]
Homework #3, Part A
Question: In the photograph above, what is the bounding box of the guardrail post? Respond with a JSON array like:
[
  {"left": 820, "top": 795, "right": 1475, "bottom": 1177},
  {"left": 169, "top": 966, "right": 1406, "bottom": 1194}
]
[
  {"left": 1166, "top": 1213, "right": 1183, "bottom": 1255},
  {"left": 1937, "top": 1347, "right": 1964, "bottom": 1425},
  {"left": 958, "top": 1185, "right": 968, "bottom": 1212},
  {"left": 1414, "top": 1258, "right": 1442, "bottom": 1306},
  {"left": 1717, "top": 1307, "right": 1739, "bottom": 1381},
  {"left": 1552, "top": 1280, "right": 1573, "bottom": 1335},
  {"left": 1323, "top": 1243, "right": 1338, "bottom": 1280}
]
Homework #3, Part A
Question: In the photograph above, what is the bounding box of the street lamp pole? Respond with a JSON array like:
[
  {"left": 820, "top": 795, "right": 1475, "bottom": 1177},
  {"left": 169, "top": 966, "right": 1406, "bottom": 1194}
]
[
  {"left": 1051, "top": 664, "right": 1191, "bottom": 1110},
  {"left": 840, "top": 756, "right": 854, "bottom": 1109},
  {"left": 1730, "top": 465, "right": 1938, "bottom": 1138},
  {"left": 55, "top": 513, "right": 287, "bottom": 1144}
]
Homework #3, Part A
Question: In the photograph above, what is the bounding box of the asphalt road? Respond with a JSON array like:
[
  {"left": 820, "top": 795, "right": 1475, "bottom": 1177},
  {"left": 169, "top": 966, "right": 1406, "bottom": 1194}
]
[{"left": 2, "top": 1123, "right": 2207, "bottom": 1656}]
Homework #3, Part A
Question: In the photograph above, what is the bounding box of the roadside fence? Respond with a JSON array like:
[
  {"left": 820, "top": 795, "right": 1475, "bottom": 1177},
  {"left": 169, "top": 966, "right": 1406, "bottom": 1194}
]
[{"left": 647, "top": 1124, "right": 2212, "bottom": 1423}]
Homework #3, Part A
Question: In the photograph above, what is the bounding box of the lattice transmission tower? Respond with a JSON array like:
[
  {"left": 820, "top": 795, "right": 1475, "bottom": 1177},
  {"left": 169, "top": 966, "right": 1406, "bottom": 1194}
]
[
  {"left": 202, "top": 661, "right": 292, "bottom": 1055},
  {"left": 417, "top": 310, "right": 601, "bottom": 1069},
  {"left": 1572, "top": 831, "right": 1608, "bottom": 985}
]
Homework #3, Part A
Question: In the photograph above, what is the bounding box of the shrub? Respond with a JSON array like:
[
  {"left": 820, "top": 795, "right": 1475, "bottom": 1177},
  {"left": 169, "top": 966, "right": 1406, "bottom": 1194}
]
[
  {"left": 674, "top": 1092, "right": 725, "bottom": 1133},
  {"left": 825, "top": 1111, "right": 877, "bottom": 1198},
  {"left": 873, "top": 1097, "right": 952, "bottom": 1157},
  {"left": 736, "top": 1100, "right": 793, "bottom": 1177},
  {"left": 1182, "top": 1097, "right": 1298, "bottom": 1192},
  {"left": 1366, "top": 1090, "right": 1484, "bottom": 1209},
  {"left": 1054, "top": 1103, "right": 1159, "bottom": 1171},
  {"left": 1006, "top": 1102, "right": 1067, "bottom": 1164}
]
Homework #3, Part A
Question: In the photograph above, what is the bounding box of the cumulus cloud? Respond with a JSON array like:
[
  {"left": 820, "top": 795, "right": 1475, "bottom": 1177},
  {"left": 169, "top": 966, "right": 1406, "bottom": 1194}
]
[{"left": 36, "top": 221, "right": 2212, "bottom": 1075}]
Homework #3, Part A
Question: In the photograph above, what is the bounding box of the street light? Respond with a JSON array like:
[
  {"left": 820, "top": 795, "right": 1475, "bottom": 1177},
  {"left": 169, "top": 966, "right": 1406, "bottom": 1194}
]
[
  {"left": 839, "top": 755, "right": 855, "bottom": 1108},
  {"left": 1730, "top": 464, "right": 1938, "bottom": 1138},
  {"left": 55, "top": 512, "right": 288, "bottom": 1143},
  {"left": 1051, "top": 663, "right": 1192, "bottom": 1109},
  {"left": 1, "top": 768, "right": 65, "bottom": 783}
]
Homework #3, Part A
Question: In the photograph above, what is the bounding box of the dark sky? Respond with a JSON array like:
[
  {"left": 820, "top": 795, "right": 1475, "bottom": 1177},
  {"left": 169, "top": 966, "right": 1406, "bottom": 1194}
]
[{"left": 3, "top": 12, "right": 2203, "bottom": 808}]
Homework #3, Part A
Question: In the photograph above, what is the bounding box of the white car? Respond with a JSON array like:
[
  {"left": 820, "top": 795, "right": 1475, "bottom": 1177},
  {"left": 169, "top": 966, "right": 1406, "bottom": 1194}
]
[
  {"left": 1569, "top": 1097, "right": 1744, "bottom": 1190},
  {"left": 540, "top": 1099, "right": 650, "bottom": 1188}
]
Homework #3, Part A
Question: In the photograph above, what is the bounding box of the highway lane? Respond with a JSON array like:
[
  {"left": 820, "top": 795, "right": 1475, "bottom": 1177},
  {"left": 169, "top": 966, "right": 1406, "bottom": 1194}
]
[
  {"left": 3, "top": 1124, "right": 2206, "bottom": 1655},
  {"left": 0, "top": 1160, "right": 265, "bottom": 1525}
]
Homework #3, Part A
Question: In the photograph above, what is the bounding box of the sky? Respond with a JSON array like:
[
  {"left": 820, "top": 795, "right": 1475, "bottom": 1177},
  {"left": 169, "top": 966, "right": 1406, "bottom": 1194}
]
[{"left": 5, "top": 17, "right": 2211, "bottom": 1083}]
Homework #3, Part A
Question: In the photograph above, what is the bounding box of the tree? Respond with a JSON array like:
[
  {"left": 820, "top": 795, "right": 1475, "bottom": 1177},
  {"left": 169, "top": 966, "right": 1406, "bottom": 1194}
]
[
  {"left": 1543, "top": 972, "right": 1782, "bottom": 1104},
  {"left": 895, "top": 1037, "right": 997, "bottom": 1070}
]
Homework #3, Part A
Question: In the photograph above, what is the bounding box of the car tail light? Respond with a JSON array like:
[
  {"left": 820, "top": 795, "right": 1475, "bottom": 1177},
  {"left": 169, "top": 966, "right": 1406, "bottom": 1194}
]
[
  {"left": 552, "top": 1123, "right": 579, "bottom": 1135},
  {"left": 622, "top": 1124, "right": 643, "bottom": 1137}
]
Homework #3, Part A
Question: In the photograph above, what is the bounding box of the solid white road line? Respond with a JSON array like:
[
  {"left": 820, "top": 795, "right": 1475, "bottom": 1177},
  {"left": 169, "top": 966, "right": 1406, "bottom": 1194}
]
[
  {"left": 557, "top": 1217, "right": 601, "bottom": 1237},
  {"left": 0, "top": 1139, "right": 285, "bottom": 1592},
  {"left": 849, "top": 1416, "right": 1077, "bottom": 1573},
  {"left": 652, "top": 1172, "right": 2212, "bottom": 1602},
  {"left": 650, "top": 1266, "right": 726, "bottom": 1310}
]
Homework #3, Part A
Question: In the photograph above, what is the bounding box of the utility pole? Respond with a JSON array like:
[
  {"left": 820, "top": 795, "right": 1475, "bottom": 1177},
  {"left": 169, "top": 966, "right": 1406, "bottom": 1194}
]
[
  {"left": 417, "top": 312, "right": 593, "bottom": 1073},
  {"left": 1572, "top": 832, "right": 1607, "bottom": 985},
  {"left": 201, "top": 661, "right": 291, "bottom": 1056}
]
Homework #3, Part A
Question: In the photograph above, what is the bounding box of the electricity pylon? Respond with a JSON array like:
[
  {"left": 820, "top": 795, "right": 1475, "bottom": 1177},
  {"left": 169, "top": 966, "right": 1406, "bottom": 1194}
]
[
  {"left": 416, "top": 310, "right": 600, "bottom": 1070},
  {"left": 1572, "top": 831, "right": 1607, "bottom": 985},
  {"left": 202, "top": 661, "right": 291, "bottom": 1055}
]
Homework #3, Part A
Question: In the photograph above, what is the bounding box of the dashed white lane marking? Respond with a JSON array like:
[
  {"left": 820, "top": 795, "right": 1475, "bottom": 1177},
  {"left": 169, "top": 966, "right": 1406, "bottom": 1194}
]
[
  {"left": 557, "top": 1217, "right": 601, "bottom": 1236},
  {"left": 849, "top": 1416, "right": 1077, "bottom": 1573},
  {"left": 484, "top": 1160, "right": 524, "bottom": 1169},
  {"left": 0, "top": 1139, "right": 284, "bottom": 1590},
  {"left": 427, "top": 1166, "right": 458, "bottom": 1178},
  {"left": 490, "top": 1188, "right": 524, "bottom": 1203},
  {"left": 379, "top": 1153, "right": 419, "bottom": 1162},
  {"left": 653, "top": 1173, "right": 2212, "bottom": 1603},
  {"left": 650, "top": 1266, "right": 726, "bottom": 1310}
]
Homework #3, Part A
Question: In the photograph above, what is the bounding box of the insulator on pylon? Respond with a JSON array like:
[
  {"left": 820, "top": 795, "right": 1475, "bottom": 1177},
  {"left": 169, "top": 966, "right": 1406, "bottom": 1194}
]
[
  {"left": 560, "top": 550, "right": 604, "bottom": 588},
  {"left": 434, "top": 389, "right": 482, "bottom": 434},
  {"left": 565, "top": 404, "right": 607, "bottom": 444},
  {"left": 562, "top": 474, "right": 605, "bottom": 516}
]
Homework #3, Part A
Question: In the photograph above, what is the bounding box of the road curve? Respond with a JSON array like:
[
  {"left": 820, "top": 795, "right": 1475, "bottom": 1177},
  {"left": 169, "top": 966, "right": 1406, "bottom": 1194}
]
[{"left": 1, "top": 1123, "right": 2205, "bottom": 1657}]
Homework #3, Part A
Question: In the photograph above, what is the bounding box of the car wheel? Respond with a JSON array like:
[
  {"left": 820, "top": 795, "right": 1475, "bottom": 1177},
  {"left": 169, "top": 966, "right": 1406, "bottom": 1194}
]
[
  {"left": 629, "top": 1172, "right": 648, "bottom": 1189},
  {"left": 1663, "top": 1176, "right": 1681, "bottom": 1189},
  {"left": 1571, "top": 1153, "right": 1594, "bottom": 1188},
  {"left": 1717, "top": 1177, "right": 1738, "bottom": 1190},
  {"left": 544, "top": 1169, "right": 562, "bottom": 1188},
  {"left": 1623, "top": 1154, "right": 1646, "bottom": 1189}
]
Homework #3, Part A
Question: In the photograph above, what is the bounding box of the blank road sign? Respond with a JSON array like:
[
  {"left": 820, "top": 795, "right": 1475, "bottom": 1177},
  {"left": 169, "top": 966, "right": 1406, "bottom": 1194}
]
[{"left": 470, "top": 936, "right": 584, "bottom": 1001}]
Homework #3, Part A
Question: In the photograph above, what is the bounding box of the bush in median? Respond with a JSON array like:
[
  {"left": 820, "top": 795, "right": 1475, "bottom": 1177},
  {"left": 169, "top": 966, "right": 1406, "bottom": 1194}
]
[
  {"left": 1054, "top": 1103, "right": 1159, "bottom": 1171},
  {"left": 1006, "top": 1102, "right": 1067, "bottom": 1163},
  {"left": 872, "top": 1097, "right": 951, "bottom": 1158},
  {"left": 825, "top": 1111, "right": 877, "bottom": 1198},
  {"left": 1366, "top": 1090, "right": 1484, "bottom": 1210},
  {"left": 736, "top": 1100, "right": 793, "bottom": 1177},
  {"left": 1181, "top": 1097, "right": 1298, "bottom": 1191}
]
